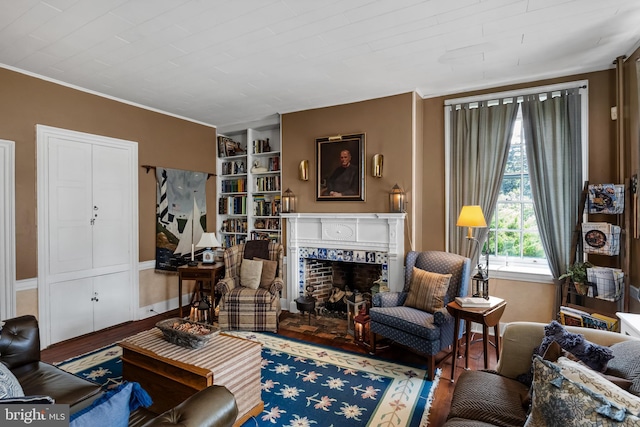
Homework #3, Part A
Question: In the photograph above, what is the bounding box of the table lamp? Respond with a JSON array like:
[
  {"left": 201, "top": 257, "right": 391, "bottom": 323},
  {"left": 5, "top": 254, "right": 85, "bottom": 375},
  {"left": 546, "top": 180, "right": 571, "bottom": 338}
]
[
  {"left": 456, "top": 205, "right": 489, "bottom": 298},
  {"left": 196, "top": 232, "right": 221, "bottom": 264}
]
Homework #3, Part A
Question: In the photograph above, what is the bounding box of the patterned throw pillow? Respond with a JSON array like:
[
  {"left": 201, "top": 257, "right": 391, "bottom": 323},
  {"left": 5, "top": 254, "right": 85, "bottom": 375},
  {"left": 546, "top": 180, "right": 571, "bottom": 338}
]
[
  {"left": 525, "top": 357, "right": 640, "bottom": 427},
  {"left": 0, "top": 363, "right": 24, "bottom": 399},
  {"left": 254, "top": 257, "right": 277, "bottom": 289},
  {"left": 240, "top": 259, "right": 263, "bottom": 289},
  {"left": 606, "top": 340, "right": 640, "bottom": 397},
  {"left": 555, "top": 356, "right": 640, "bottom": 416},
  {"left": 403, "top": 267, "right": 451, "bottom": 313}
]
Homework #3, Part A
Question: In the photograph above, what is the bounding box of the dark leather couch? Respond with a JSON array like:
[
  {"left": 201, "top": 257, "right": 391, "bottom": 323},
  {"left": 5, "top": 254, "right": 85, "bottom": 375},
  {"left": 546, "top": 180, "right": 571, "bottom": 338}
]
[{"left": 0, "top": 315, "right": 238, "bottom": 427}]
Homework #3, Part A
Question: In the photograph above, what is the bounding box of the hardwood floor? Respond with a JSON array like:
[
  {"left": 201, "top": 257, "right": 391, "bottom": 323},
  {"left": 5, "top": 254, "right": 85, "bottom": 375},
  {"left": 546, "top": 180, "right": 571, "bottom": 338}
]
[{"left": 41, "top": 310, "right": 498, "bottom": 427}]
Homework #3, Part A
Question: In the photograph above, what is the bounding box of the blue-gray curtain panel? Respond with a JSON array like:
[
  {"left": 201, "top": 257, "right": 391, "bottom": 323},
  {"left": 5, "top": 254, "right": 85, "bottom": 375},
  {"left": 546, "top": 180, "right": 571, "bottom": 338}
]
[
  {"left": 521, "top": 89, "right": 583, "bottom": 281},
  {"left": 155, "top": 168, "right": 208, "bottom": 272},
  {"left": 448, "top": 100, "right": 519, "bottom": 265}
]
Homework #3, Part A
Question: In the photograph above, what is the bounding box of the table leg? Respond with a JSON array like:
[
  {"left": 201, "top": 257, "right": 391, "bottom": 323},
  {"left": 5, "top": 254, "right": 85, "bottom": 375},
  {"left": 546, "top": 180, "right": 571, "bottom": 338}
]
[
  {"left": 493, "top": 324, "right": 500, "bottom": 362},
  {"left": 451, "top": 316, "right": 460, "bottom": 382},
  {"left": 483, "top": 324, "right": 489, "bottom": 369},
  {"left": 178, "top": 276, "right": 183, "bottom": 318},
  {"left": 465, "top": 320, "right": 471, "bottom": 369}
]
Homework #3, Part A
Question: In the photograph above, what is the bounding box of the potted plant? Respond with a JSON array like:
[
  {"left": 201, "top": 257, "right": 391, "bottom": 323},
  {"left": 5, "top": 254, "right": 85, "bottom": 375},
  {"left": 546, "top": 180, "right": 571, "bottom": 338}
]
[{"left": 559, "top": 261, "right": 594, "bottom": 295}]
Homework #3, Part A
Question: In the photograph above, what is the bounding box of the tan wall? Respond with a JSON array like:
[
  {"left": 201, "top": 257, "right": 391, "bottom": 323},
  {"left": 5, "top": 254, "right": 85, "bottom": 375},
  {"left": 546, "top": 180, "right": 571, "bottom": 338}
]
[
  {"left": 624, "top": 48, "right": 640, "bottom": 300},
  {"left": 1, "top": 68, "right": 217, "bottom": 314},
  {"left": 281, "top": 93, "right": 416, "bottom": 253},
  {"left": 491, "top": 279, "right": 557, "bottom": 324}
]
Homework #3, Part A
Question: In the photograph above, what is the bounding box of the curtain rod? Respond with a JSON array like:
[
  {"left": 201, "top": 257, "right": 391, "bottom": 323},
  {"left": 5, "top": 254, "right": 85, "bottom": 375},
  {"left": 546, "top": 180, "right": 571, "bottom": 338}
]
[
  {"left": 444, "top": 79, "right": 589, "bottom": 106},
  {"left": 141, "top": 165, "right": 216, "bottom": 179}
]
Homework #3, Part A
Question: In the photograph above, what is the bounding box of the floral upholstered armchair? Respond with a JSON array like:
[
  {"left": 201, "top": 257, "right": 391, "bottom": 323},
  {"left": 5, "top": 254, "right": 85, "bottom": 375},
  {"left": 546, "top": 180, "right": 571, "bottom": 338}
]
[
  {"left": 369, "top": 250, "right": 471, "bottom": 380},
  {"left": 216, "top": 242, "right": 283, "bottom": 333}
]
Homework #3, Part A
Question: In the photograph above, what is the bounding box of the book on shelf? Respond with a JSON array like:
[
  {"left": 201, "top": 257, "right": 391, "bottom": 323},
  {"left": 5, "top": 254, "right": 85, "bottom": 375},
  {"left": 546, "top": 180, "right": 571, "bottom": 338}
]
[
  {"left": 455, "top": 296, "right": 491, "bottom": 307},
  {"left": 558, "top": 306, "right": 619, "bottom": 331}
]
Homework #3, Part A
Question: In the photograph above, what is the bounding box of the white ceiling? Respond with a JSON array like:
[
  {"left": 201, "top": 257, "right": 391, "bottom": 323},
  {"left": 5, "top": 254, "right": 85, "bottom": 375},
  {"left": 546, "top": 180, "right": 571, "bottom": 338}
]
[{"left": 1, "top": 0, "right": 639, "bottom": 130}]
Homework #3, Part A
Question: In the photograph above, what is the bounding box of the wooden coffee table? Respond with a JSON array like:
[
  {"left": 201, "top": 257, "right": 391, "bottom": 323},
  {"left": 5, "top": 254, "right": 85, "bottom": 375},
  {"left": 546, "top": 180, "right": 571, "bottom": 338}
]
[{"left": 119, "top": 328, "right": 263, "bottom": 426}]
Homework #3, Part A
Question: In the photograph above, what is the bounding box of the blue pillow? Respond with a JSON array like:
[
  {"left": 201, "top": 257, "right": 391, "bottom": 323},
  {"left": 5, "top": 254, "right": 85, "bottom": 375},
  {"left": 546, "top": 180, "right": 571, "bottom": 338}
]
[
  {"left": 70, "top": 382, "right": 151, "bottom": 427},
  {"left": 536, "top": 320, "right": 614, "bottom": 372}
]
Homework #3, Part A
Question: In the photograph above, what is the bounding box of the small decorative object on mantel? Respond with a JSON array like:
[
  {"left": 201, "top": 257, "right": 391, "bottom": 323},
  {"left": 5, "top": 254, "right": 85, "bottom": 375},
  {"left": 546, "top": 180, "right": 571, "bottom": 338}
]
[
  {"left": 389, "top": 184, "right": 406, "bottom": 213},
  {"left": 282, "top": 188, "right": 296, "bottom": 213}
]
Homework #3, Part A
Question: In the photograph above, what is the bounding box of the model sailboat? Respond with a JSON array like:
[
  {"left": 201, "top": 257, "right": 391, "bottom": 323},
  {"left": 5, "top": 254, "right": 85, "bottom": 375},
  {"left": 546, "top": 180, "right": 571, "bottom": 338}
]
[{"left": 173, "top": 197, "right": 205, "bottom": 263}]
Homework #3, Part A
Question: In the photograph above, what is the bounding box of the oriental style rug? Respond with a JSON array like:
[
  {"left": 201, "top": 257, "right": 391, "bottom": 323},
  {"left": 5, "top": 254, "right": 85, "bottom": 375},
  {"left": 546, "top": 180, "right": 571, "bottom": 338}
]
[{"left": 56, "top": 332, "right": 440, "bottom": 427}]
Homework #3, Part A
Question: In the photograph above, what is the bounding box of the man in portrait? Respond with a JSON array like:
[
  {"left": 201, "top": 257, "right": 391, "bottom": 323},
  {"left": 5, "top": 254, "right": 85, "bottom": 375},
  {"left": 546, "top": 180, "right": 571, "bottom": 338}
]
[{"left": 325, "top": 149, "right": 359, "bottom": 196}]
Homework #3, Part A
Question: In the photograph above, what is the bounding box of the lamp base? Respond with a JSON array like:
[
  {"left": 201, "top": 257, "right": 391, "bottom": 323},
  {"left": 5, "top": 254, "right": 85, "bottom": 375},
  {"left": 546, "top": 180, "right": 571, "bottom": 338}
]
[{"left": 187, "top": 261, "right": 198, "bottom": 267}]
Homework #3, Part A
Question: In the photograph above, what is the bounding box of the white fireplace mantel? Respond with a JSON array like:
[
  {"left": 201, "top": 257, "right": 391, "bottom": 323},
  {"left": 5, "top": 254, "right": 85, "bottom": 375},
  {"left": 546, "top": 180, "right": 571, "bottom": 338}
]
[{"left": 281, "top": 213, "right": 406, "bottom": 313}]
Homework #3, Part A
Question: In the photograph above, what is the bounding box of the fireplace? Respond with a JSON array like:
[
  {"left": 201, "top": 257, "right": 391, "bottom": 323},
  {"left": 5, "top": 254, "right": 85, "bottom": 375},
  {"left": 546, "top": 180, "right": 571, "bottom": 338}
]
[{"left": 281, "top": 213, "right": 406, "bottom": 313}]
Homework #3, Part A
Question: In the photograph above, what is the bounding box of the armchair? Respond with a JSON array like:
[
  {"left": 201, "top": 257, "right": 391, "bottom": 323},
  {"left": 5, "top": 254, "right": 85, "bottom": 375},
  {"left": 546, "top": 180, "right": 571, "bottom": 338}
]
[
  {"left": 369, "top": 250, "right": 471, "bottom": 379},
  {"left": 216, "top": 242, "right": 283, "bottom": 333}
]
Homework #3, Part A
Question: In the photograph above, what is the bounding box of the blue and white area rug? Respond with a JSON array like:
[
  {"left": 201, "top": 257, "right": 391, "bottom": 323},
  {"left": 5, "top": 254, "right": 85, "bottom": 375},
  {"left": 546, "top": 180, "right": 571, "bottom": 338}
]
[{"left": 56, "top": 332, "right": 440, "bottom": 427}]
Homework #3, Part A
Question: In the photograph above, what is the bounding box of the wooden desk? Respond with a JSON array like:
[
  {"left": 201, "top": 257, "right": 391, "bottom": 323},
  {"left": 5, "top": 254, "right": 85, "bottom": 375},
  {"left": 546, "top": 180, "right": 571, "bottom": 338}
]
[
  {"left": 119, "top": 328, "right": 263, "bottom": 426},
  {"left": 446, "top": 296, "right": 507, "bottom": 381},
  {"left": 177, "top": 262, "right": 224, "bottom": 320}
]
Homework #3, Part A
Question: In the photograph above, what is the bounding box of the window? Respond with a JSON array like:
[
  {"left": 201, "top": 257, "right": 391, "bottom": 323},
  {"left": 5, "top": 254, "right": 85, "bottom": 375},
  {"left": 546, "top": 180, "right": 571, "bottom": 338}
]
[
  {"left": 445, "top": 81, "right": 588, "bottom": 281},
  {"left": 486, "top": 107, "right": 548, "bottom": 272}
]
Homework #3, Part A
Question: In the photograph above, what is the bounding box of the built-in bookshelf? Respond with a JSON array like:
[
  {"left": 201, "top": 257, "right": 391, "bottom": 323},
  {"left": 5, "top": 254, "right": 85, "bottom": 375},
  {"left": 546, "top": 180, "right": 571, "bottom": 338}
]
[{"left": 216, "top": 122, "right": 281, "bottom": 248}]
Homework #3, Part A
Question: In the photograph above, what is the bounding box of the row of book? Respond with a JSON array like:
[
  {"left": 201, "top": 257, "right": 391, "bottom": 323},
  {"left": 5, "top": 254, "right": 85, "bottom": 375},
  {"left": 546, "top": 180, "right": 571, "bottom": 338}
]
[
  {"left": 254, "top": 218, "right": 280, "bottom": 231},
  {"left": 221, "top": 218, "right": 247, "bottom": 233},
  {"left": 255, "top": 176, "right": 281, "bottom": 192},
  {"left": 221, "top": 160, "right": 246, "bottom": 175},
  {"left": 217, "top": 136, "right": 245, "bottom": 157},
  {"left": 222, "top": 234, "right": 247, "bottom": 248},
  {"left": 253, "top": 195, "right": 281, "bottom": 216},
  {"left": 218, "top": 196, "right": 247, "bottom": 215},
  {"left": 220, "top": 178, "right": 247, "bottom": 193},
  {"left": 250, "top": 231, "right": 280, "bottom": 242},
  {"left": 559, "top": 306, "right": 619, "bottom": 331},
  {"left": 253, "top": 138, "right": 272, "bottom": 154}
]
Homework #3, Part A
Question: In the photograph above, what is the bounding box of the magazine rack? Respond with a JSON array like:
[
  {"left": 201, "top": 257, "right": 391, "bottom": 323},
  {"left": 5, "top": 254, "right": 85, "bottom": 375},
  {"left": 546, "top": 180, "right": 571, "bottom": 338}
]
[{"left": 560, "top": 180, "right": 630, "bottom": 329}]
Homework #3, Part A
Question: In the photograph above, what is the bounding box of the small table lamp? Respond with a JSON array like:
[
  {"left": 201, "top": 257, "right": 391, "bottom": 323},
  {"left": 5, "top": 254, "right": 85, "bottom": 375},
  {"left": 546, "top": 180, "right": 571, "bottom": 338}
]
[
  {"left": 196, "top": 232, "right": 221, "bottom": 264},
  {"left": 456, "top": 205, "right": 490, "bottom": 298}
]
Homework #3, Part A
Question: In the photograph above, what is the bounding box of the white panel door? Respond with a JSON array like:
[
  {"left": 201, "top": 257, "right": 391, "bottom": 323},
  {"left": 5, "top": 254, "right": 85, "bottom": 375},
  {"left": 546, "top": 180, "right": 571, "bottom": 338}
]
[
  {"left": 49, "top": 278, "right": 94, "bottom": 343},
  {"left": 92, "top": 145, "right": 131, "bottom": 268},
  {"left": 93, "top": 271, "right": 131, "bottom": 331},
  {"left": 48, "top": 138, "right": 93, "bottom": 275}
]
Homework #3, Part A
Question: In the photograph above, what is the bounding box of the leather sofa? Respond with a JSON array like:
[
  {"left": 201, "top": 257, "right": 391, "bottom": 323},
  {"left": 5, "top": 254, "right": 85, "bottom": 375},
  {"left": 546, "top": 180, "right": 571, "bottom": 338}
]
[
  {"left": 444, "top": 321, "right": 640, "bottom": 426},
  {"left": 0, "top": 315, "right": 238, "bottom": 427}
]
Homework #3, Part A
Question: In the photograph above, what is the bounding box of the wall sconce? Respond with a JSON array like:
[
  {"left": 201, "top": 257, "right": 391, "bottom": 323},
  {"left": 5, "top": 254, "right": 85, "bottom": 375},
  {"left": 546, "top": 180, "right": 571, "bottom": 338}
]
[
  {"left": 389, "top": 184, "right": 406, "bottom": 213},
  {"left": 282, "top": 188, "right": 296, "bottom": 213},
  {"left": 298, "top": 160, "right": 309, "bottom": 181},
  {"left": 372, "top": 154, "right": 383, "bottom": 178}
]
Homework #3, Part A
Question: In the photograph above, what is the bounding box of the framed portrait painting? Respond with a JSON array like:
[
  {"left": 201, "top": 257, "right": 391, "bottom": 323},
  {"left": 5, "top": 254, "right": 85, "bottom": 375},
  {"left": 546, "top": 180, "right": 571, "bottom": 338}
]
[{"left": 316, "top": 133, "right": 365, "bottom": 201}]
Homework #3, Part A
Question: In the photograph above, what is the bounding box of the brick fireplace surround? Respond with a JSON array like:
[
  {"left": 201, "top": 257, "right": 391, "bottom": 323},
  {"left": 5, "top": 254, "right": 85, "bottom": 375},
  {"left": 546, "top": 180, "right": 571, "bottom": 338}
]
[{"left": 281, "top": 213, "right": 406, "bottom": 313}]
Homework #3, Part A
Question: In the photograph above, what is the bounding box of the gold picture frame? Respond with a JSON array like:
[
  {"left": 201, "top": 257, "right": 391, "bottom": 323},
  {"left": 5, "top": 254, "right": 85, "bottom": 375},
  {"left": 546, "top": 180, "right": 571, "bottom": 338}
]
[{"left": 316, "top": 133, "right": 365, "bottom": 201}]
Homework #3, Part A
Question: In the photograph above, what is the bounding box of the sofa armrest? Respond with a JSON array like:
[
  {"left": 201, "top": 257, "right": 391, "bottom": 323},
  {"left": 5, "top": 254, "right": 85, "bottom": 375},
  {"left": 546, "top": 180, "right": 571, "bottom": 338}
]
[
  {"left": 268, "top": 278, "right": 283, "bottom": 296},
  {"left": 372, "top": 292, "right": 407, "bottom": 307},
  {"left": 0, "top": 315, "right": 41, "bottom": 369},
  {"left": 433, "top": 308, "right": 452, "bottom": 326},
  {"left": 216, "top": 277, "right": 237, "bottom": 296},
  {"left": 495, "top": 321, "right": 639, "bottom": 380},
  {"left": 141, "top": 385, "right": 238, "bottom": 427}
]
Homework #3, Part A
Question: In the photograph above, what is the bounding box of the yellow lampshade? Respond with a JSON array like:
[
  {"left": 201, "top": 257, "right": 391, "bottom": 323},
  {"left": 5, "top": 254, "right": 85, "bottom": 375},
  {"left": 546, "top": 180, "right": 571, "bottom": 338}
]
[{"left": 456, "top": 205, "right": 487, "bottom": 239}]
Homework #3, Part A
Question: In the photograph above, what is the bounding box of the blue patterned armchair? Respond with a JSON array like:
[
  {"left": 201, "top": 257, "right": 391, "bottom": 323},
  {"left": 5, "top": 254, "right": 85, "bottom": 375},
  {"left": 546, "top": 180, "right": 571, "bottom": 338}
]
[{"left": 369, "top": 251, "right": 471, "bottom": 380}]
